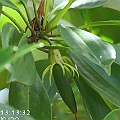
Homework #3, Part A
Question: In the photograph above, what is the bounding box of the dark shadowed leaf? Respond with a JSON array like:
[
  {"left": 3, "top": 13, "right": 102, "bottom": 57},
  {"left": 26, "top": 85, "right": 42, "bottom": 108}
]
[
  {"left": 74, "top": 75, "right": 111, "bottom": 120},
  {"left": 58, "top": 25, "right": 116, "bottom": 75},
  {"left": 9, "top": 72, "right": 52, "bottom": 120}
]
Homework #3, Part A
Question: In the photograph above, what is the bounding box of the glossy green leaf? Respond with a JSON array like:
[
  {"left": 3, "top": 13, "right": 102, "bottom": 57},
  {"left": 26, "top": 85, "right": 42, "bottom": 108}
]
[
  {"left": 71, "top": 0, "right": 109, "bottom": 9},
  {"left": 70, "top": 50, "right": 120, "bottom": 107},
  {"left": 0, "top": 103, "right": 35, "bottom": 120},
  {"left": 103, "top": 109, "right": 120, "bottom": 120},
  {"left": 35, "top": 59, "right": 57, "bottom": 101},
  {"left": 87, "top": 7, "right": 120, "bottom": 43},
  {"left": 58, "top": 25, "right": 116, "bottom": 75},
  {"left": 74, "top": 75, "right": 111, "bottom": 120},
  {"left": 53, "top": 0, "right": 67, "bottom": 9},
  {"left": 53, "top": 0, "right": 109, "bottom": 10},
  {"left": 7, "top": 35, "right": 36, "bottom": 85},
  {"left": 9, "top": 72, "right": 52, "bottom": 120},
  {"left": 2, "top": 22, "right": 21, "bottom": 48},
  {"left": 48, "top": 1, "right": 66, "bottom": 20},
  {"left": 0, "top": 70, "right": 9, "bottom": 90},
  {"left": 0, "top": 0, "right": 19, "bottom": 10}
]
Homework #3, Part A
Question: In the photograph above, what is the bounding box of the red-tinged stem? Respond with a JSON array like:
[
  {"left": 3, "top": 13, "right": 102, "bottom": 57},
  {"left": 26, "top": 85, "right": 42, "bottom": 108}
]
[{"left": 75, "top": 113, "right": 78, "bottom": 120}]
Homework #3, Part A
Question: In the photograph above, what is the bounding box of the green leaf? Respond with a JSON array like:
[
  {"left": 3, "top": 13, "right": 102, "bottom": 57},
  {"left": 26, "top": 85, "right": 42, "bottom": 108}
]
[
  {"left": 22, "top": 0, "right": 28, "bottom": 4},
  {"left": 71, "top": 0, "right": 109, "bottom": 9},
  {"left": 103, "top": 109, "right": 120, "bottom": 120},
  {"left": 35, "top": 59, "right": 57, "bottom": 101},
  {"left": 2, "top": 22, "right": 21, "bottom": 48},
  {"left": 0, "top": 0, "right": 19, "bottom": 11},
  {"left": 9, "top": 72, "right": 52, "bottom": 120},
  {"left": 7, "top": 35, "right": 36, "bottom": 85},
  {"left": 53, "top": 0, "right": 109, "bottom": 10},
  {"left": 0, "top": 3, "right": 2, "bottom": 16},
  {"left": 58, "top": 25, "right": 116, "bottom": 75},
  {"left": 62, "top": 9, "right": 84, "bottom": 27},
  {"left": 53, "top": 0, "right": 68, "bottom": 9},
  {"left": 0, "top": 32, "right": 2, "bottom": 48},
  {"left": 112, "top": 44, "right": 120, "bottom": 65},
  {"left": 0, "top": 47, "right": 15, "bottom": 72},
  {"left": 0, "top": 42, "right": 44, "bottom": 73},
  {"left": 70, "top": 51, "right": 120, "bottom": 107},
  {"left": 88, "top": 7, "right": 120, "bottom": 43},
  {"left": 0, "top": 103, "right": 35, "bottom": 120},
  {"left": 48, "top": 0, "right": 74, "bottom": 29},
  {"left": 74, "top": 75, "right": 111, "bottom": 120},
  {"left": 0, "top": 70, "right": 9, "bottom": 90}
]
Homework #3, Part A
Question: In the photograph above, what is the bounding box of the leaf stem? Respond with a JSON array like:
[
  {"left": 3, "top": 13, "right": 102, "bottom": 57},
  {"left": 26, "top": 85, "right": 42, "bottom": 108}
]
[
  {"left": 43, "top": 45, "right": 68, "bottom": 50},
  {"left": 1, "top": 10, "right": 24, "bottom": 33},
  {"left": 49, "top": 39, "right": 63, "bottom": 41},
  {"left": 79, "top": 20, "right": 120, "bottom": 29},
  {"left": 19, "top": 0, "right": 31, "bottom": 22},
  {"left": 37, "top": 48, "right": 48, "bottom": 53},
  {"left": 32, "top": 0, "right": 40, "bottom": 30},
  {"left": 43, "top": 0, "right": 50, "bottom": 30},
  {"left": 42, "top": 26, "right": 57, "bottom": 35},
  {"left": 46, "top": 34, "right": 61, "bottom": 37},
  {"left": 43, "top": 36, "right": 52, "bottom": 45}
]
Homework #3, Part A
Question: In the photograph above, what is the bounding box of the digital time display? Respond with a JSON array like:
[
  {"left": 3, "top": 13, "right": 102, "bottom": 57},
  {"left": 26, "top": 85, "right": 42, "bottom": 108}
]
[
  {"left": 0, "top": 110, "right": 30, "bottom": 120},
  {"left": 0, "top": 110, "right": 30, "bottom": 116}
]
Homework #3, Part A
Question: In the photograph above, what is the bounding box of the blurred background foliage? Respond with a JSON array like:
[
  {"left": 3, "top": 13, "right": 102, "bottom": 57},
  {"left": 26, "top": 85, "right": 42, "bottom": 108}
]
[{"left": 0, "top": 0, "right": 120, "bottom": 120}]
